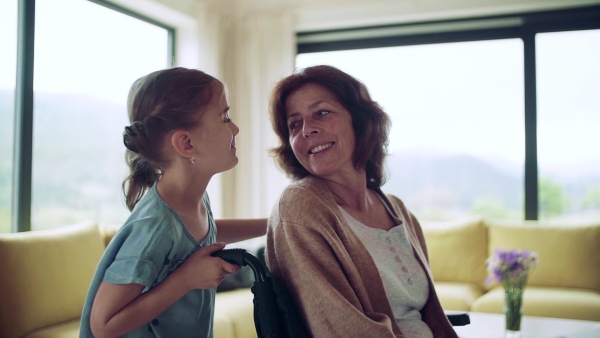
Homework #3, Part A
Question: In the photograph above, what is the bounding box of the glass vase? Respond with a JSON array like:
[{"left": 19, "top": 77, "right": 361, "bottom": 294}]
[{"left": 504, "top": 282, "right": 525, "bottom": 338}]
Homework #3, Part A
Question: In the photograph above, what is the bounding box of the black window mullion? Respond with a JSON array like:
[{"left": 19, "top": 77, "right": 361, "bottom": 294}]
[
  {"left": 298, "top": 27, "right": 521, "bottom": 53},
  {"left": 167, "top": 30, "right": 175, "bottom": 67},
  {"left": 12, "top": 0, "right": 35, "bottom": 232},
  {"left": 523, "top": 30, "right": 538, "bottom": 220}
]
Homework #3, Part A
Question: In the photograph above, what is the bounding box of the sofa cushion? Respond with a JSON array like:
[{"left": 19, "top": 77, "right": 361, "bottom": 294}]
[
  {"left": 471, "top": 286, "right": 600, "bottom": 321},
  {"left": 434, "top": 282, "right": 485, "bottom": 311},
  {"left": 0, "top": 221, "right": 105, "bottom": 338},
  {"left": 98, "top": 223, "right": 122, "bottom": 247},
  {"left": 21, "top": 304, "right": 242, "bottom": 338},
  {"left": 213, "top": 313, "right": 235, "bottom": 338},
  {"left": 486, "top": 221, "right": 600, "bottom": 291},
  {"left": 422, "top": 217, "right": 488, "bottom": 288},
  {"left": 22, "top": 319, "right": 79, "bottom": 338},
  {"left": 214, "top": 289, "right": 257, "bottom": 338}
]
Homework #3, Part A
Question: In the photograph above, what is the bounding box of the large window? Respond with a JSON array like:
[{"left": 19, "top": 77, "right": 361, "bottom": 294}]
[
  {"left": 296, "top": 6, "right": 600, "bottom": 222},
  {"left": 4, "top": 0, "right": 173, "bottom": 232},
  {"left": 537, "top": 29, "right": 600, "bottom": 222},
  {"left": 297, "top": 40, "right": 525, "bottom": 221},
  {"left": 0, "top": 1, "right": 17, "bottom": 232}
]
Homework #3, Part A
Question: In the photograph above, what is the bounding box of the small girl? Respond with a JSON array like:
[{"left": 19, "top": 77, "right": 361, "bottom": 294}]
[{"left": 80, "top": 67, "right": 266, "bottom": 338}]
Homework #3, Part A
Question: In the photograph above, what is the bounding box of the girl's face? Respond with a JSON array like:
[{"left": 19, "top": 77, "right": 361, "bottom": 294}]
[
  {"left": 285, "top": 83, "right": 357, "bottom": 181},
  {"left": 191, "top": 87, "right": 239, "bottom": 174}
]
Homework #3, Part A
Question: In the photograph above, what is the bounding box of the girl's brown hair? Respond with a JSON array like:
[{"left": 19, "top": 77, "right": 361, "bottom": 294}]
[
  {"left": 269, "top": 65, "right": 391, "bottom": 189},
  {"left": 122, "top": 67, "right": 221, "bottom": 211}
]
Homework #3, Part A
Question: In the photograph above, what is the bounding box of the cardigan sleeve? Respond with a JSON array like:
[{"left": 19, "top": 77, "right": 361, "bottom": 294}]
[{"left": 267, "top": 200, "right": 402, "bottom": 338}]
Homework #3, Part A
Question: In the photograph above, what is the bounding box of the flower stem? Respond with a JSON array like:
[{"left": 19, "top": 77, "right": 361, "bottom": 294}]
[{"left": 504, "top": 274, "right": 526, "bottom": 332}]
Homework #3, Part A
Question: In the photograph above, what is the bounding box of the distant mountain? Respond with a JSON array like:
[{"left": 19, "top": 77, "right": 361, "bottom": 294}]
[
  {"left": 0, "top": 89, "right": 127, "bottom": 147},
  {"left": 383, "top": 150, "right": 600, "bottom": 217},
  {"left": 383, "top": 151, "right": 523, "bottom": 210},
  {"left": 0, "top": 89, "right": 129, "bottom": 210}
]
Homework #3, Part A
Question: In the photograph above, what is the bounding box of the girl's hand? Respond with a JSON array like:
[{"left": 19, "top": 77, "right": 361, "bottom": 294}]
[{"left": 176, "top": 242, "right": 241, "bottom": 290}]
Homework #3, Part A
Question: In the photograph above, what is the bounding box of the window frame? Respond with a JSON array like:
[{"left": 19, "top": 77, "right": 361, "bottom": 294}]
[
  {"left": 12, "top": 0, "right": 175, "bottom": 232},
  {"left": 296, "top": 5, "right": 600, "bottom": 220}
]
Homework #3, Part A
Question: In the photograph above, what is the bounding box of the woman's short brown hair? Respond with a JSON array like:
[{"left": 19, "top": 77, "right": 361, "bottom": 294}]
[{"left": 269, "top": 65, "right": 391, "bottom": 189}]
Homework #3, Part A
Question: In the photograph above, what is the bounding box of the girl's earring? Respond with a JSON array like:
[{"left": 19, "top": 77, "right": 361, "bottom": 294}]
[{"left": 190, "top": 155, "right": 196, "bottom": 164}]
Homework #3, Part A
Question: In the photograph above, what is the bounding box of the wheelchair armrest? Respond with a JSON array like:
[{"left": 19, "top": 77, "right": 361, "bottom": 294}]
[{"left": 446, "top": 312, "right": 470, "bottom": 326}]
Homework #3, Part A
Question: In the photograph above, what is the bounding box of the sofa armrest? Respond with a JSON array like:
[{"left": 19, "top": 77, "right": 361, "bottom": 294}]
[{"left": 0, "top": 221, "right": 105, "bottom": 338}]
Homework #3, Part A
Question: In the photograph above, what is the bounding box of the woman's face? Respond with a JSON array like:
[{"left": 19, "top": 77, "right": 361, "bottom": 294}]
[{"left": 285, "top": 83, "right": 357, "bottom": 180}]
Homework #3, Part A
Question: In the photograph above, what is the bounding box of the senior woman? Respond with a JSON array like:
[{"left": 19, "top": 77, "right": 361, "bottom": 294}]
[{"left": 265, "top": 65, "right": 457, "bottom": 338}]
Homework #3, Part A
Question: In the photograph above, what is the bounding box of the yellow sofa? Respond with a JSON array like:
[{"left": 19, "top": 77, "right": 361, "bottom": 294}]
[
  {"left": 0, "top": 221, "right": 255, "bottom": 338},
  {"left": 424, "top": 217, "right": 600, "bottom": 321},
  {"left": 1, "top": 218, "right": 598, "bottom": 337}
]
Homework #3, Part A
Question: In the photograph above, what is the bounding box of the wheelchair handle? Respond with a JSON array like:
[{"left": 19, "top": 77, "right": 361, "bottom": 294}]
[{"left": 211, "top": 248, "right": 270, "bottom": 282}]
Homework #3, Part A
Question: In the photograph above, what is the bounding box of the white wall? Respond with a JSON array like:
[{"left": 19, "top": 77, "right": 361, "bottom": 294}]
[
  {"left": 292, "top": 0, "right": 600, "bottom": 31},
  {"left": 218, "top": 13, "right": 295, "bottom": 218}
]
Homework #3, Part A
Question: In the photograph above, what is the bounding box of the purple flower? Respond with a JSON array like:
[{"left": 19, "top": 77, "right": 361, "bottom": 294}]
[{"left": 486, "top": 248, "right": 539, "bottom": 286}]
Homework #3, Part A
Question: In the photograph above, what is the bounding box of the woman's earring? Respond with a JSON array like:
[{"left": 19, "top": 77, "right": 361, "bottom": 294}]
[{"left": 190, "top": 155, "right": 196, "bottom": 164}]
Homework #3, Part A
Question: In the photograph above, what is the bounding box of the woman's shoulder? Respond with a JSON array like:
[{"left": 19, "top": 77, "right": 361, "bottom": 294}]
[
  {"left": 382, "top": 192, "right": 406, "bottom": 209},
  {"left": 279, "top": 176, "right": 327, "bottom": 199},
  {"left": 272, "top": 176, "right": 340, "bottom": 225},
  {"left": 379, "top": 191, "right": 419, "bottom": 220},
  {"left": 381, "top": 191, "right": 424, "bottom": 229}
]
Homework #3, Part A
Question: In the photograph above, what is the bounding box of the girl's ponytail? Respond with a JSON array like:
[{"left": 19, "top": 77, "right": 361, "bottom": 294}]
[{"left": 122, "top": 150, "right": 160, "bottom": 211}]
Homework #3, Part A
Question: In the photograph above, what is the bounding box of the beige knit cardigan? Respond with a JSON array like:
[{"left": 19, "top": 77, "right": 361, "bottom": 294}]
[{"left": 266, "top": 176, "right": 457, "bottom": 338}]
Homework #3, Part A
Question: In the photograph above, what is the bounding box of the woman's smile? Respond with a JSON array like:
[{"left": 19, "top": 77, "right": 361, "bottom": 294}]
[{"left": 309, "top": 142, "right": 334, "bottom": 154}]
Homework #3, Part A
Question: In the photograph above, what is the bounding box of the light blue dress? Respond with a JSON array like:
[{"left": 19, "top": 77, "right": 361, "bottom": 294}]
[{"left": 80, "top": 183, "right": 217, "bottom": 338}]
